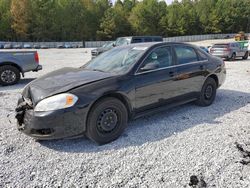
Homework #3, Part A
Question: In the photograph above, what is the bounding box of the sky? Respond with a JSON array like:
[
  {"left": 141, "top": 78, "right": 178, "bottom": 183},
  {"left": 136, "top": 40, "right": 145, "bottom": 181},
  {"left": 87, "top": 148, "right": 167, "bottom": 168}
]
[{"left": 166, "top": 0, "right": 173, "bottom": 4}]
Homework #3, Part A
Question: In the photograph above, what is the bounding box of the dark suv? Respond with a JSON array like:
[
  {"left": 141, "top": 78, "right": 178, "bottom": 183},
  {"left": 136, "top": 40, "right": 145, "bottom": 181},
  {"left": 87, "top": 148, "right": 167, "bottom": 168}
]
[{"left": 91, "top": 36, "right": 163, "bottom": 58}]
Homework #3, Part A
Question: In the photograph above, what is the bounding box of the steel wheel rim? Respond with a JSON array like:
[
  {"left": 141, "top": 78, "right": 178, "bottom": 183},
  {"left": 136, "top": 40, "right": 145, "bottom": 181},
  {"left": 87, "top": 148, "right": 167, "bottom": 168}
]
[
  {"left": 97, "top": 108, "right": 119, "bottom": 133},
  {"left": 205, "top": 85, "right": 213, "bottom": 99},
  {"left": 1, "top": 70, "right": 16, "bottom": 83}
]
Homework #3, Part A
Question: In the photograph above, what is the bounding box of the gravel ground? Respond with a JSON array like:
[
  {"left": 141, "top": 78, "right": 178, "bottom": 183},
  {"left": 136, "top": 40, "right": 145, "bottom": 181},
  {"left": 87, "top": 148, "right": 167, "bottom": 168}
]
[{"left": 0, "top": 43, "right": 250, "bottom": 187}]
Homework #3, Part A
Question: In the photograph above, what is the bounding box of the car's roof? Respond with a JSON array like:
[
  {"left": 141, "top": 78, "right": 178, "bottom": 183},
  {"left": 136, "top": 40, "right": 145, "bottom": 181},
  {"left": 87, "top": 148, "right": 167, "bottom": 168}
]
[
  {"left": 117, "top": 36, "right": 163, "bottom": 39},
  {"left": 115, "top": 42, "right": 196, "bottom": 49}
]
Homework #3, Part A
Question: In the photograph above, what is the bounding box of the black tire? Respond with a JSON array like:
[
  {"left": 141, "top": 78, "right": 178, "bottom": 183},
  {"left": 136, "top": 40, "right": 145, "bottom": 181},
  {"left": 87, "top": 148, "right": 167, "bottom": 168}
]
[
  {"left": 195, "top": 77, "right": 217, "bottom": 107},
  {"left": 0, "top": 65, "right": 20, "bottom": 86},
  {"left": 86, "top": 97, "right": 128, "bottom": 145},
  {"left": 230, "top": 53, "right": 236, "bottom": 61},
  {"left": 242, "top": 52, "right": 248, "bottom": 60}
]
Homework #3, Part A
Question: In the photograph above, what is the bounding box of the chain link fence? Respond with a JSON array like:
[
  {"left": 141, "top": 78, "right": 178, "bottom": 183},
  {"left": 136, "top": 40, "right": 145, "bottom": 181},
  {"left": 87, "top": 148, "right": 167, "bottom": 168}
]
[{"left": 1, "top": 33, "right": 247, "bottom": 49}]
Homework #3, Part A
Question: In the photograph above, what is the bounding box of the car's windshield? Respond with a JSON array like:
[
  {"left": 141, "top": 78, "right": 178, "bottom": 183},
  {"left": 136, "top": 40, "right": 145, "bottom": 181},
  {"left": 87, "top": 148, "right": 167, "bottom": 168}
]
[
  {"left": 115, "top": 38, "right": 131, "bottom": 46},
  {"left": 102, "top": 42, "right": 114, "bottom": 49},
  {"left": 84, "top": 46, "right": 147, "bottom": 74},
  {"left": 102, "top": 41, "right": 113, "bottom": 48}
]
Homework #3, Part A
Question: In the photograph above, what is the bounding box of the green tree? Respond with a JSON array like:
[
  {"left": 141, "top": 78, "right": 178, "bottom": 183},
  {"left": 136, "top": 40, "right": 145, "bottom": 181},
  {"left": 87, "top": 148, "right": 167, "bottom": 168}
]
[
  {"left": 1, "top": 0, "right": 250, "bottom": 41},
  {"left": 162, "top": 0, "right": 201, "bottom": 36},
  {"left": 214, "top": 0, "right": 250, "bottom": 33},
  {"left": 97, "top": 0, "right": 133, "bottom": 40},
  {"left": 28, "top": 0, "right": 58, "bottom": 41},
  {"left": 129, "top": 0, "right": 166, "bottom": 35},
  {"left": 195, "top": 0, "right": 220, "bottom": 33},
  {"left": 0, "top": 0, "right": 13, "bottom": 40},
  {"left": 11, "top": 0, "right": 32, "bottom": 40}
]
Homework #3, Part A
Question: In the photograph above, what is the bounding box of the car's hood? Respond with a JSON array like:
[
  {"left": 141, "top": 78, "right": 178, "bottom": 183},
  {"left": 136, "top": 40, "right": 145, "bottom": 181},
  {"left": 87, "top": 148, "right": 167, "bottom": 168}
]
[{"left": 22, "top": 67, "right": 116, "bottom": 104}]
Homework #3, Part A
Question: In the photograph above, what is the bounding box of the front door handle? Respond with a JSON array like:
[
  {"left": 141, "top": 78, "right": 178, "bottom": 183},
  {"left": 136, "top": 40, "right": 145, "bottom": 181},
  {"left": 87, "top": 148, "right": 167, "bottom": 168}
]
[{"left": 200, "top": 65, "right": 204, "bottom": 70}]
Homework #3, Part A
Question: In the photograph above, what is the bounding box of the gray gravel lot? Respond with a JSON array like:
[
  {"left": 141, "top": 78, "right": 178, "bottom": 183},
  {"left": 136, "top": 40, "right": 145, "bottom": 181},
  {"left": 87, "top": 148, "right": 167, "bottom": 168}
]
[{"left": 0, "top": 46, "right": 250, "bottom": 187}]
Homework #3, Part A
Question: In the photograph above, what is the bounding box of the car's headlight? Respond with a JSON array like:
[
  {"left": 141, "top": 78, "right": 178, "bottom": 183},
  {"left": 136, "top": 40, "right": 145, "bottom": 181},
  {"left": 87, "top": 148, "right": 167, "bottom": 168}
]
[{"left": 34, "top": 93, "right": 78, "bottom": 112}]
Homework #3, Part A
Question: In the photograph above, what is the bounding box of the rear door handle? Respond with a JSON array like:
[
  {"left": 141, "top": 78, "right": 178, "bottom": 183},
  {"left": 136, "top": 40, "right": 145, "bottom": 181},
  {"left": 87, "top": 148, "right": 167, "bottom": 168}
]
[{"left": 200, "top": 65, "right": 204, "bottom": 70}]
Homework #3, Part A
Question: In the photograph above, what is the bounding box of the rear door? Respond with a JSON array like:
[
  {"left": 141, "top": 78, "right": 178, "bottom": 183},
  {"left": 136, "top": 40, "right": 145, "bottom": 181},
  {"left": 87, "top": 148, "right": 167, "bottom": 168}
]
[
  {"left": 173, "top": 45, "right": 207, "bottom": 97},
  {"left": 134, "top": 46, "right": 177, "bottom": 112}
]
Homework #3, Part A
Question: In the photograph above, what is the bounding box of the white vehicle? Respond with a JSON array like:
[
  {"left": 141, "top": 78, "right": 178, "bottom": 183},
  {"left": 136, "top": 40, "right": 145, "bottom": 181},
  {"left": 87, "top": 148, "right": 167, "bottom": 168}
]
[{"left": 248, "top": 41, "right": 250, "bottom": 53}]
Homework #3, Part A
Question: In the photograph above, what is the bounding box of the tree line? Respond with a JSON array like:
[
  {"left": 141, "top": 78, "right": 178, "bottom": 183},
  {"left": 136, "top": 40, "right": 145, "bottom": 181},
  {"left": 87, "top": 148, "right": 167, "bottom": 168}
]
[{"left": 0, "top": 0, "right": 250, "bottom": 42}]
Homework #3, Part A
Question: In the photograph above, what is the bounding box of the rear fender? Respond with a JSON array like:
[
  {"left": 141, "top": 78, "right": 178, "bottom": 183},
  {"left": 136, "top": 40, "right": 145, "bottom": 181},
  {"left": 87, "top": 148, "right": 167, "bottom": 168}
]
[{"left": 0, "top": 61, "right": 24, "bottom": 76}]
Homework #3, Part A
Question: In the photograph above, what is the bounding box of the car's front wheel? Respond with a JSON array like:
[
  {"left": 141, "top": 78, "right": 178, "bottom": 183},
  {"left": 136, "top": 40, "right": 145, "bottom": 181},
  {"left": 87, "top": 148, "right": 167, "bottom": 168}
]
[
  {"left": 86, "top": 97, "right": 128, "bottom": 145},
  {"left": 0, "top": 65, "right": 20, "bottom": 86},
  {"left": 195, "top": 77, "right": 217, "bottom": 107}
]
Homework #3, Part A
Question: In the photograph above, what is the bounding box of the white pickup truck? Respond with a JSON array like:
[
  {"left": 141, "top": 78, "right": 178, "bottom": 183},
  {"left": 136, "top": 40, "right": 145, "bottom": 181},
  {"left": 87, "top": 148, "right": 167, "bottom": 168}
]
[{"left": 0, "top": 51, "right": 42, "bottom": 86}]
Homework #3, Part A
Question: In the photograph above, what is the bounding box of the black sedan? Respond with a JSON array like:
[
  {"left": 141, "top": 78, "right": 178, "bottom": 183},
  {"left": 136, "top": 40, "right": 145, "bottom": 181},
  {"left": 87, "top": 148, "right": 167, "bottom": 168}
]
[{"left": 15, "top": 42, "right": 226, "bottom": 144}]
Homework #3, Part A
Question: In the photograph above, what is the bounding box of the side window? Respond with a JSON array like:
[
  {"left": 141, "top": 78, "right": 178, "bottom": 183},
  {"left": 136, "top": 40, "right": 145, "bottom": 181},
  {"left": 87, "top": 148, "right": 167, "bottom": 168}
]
[
  {"left": 153, "top": 37, "right": 163, "bottom": 42},
  {"left": 197, "top": 50, "right": 208, "bottom": 61},
  {"left": 144, "top": 38, "right": 152, "bottom": 42},
  {"left": 174, "top": 46, "right": 198, "bottom": 64},
  {"left": 132, "top": 38, "right": 143, "bottom": 43},
  {"left": 139, "top": 47, "right": 173, "bottom": 71}
]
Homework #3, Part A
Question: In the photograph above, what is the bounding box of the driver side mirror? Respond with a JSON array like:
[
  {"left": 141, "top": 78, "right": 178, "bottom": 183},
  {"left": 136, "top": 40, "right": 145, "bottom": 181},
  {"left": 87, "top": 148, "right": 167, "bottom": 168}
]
[
  {"left": 140, "top": 63, "right": 159, "bottom": 72},
  {"left": 112, "top": 43, "right": 116, "bottom": 47}
]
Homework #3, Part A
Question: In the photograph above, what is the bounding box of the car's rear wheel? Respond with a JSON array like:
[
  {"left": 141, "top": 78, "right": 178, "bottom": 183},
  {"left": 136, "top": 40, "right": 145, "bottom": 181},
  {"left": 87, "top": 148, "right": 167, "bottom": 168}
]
[
  {"left": 0, "top": 65, "right": 20, "bottom": 86},
  {"left": 230, "top": 53, "right": 236, "bottom": 61},
  {"left": 86, "top": 97, "right": 128, "bottom": 145},
  {"left": 242, "top": 52, "right": 248, "bottom": 60},
  {"left": 195, "top": 77, "right": 217, "bottom": 107}
]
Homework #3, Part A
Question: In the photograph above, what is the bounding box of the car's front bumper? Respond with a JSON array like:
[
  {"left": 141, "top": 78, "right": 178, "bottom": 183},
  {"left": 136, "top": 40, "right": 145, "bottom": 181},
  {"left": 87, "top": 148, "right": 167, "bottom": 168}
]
[{"left": 16, "top": 99, "right": 88, "bottom": 140}]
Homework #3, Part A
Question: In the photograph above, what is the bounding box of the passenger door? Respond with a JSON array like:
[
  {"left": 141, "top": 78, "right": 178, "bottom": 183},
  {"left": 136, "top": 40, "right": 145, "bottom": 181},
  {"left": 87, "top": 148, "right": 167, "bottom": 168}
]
[
  {"left": 173, "top": 45, "right": 207, "bottom": 97},
  {"left": 134, "top": 46, "right": 177, "bottom": 112}
]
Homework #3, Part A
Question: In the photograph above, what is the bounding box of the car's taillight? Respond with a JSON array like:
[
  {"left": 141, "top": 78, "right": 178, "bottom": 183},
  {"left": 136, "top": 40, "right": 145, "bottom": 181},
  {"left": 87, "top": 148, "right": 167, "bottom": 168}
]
[
  {"left": 34, "top": 52, "right": 39, "bottom": 63},
  {"left": 224, "top": 48, "right": 230, "bottom": 52},
  {"left": 210, "top": 48, "right": 214, "bottom": 53}
]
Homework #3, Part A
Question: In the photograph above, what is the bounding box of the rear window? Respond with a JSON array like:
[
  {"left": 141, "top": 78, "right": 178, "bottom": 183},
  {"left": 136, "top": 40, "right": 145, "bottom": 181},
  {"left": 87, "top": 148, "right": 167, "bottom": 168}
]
[
  {"left": 153, "top": 37, "right": 163, "bottom": 42},
  {"left": 213, "top": 44, "right": 229, "bottom": 48}
]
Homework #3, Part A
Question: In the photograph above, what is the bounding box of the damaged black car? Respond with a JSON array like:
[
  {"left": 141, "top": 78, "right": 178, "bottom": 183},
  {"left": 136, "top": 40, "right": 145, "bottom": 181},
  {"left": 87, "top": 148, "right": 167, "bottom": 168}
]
[{"left": 15, "top": 42, "right": 226, "bottom": 144}]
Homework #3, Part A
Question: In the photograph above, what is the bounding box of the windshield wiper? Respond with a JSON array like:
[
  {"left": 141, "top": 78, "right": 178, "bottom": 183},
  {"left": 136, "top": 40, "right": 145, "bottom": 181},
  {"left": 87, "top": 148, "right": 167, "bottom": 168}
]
[{"left": 92, "top": 69, "right": 106, "bottom": 73}]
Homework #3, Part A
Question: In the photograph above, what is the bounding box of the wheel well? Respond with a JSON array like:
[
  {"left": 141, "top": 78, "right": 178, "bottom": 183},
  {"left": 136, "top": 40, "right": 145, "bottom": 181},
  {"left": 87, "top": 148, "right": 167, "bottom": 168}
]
[
  {"left": 208, "top": 74, "right": 219, "bottom": 88},
  {"left": 0, "top": 62, "right": 22, "bottom": 74},
  {"left": 88, "top": 93, "right": 132, "bottom": 120}
]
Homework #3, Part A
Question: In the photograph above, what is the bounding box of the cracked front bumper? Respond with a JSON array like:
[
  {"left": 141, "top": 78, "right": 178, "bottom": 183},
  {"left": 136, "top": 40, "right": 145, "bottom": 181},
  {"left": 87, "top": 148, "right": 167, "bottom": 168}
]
[{"left": 16, "top": 98, "right": 88, "bottom": 140}]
